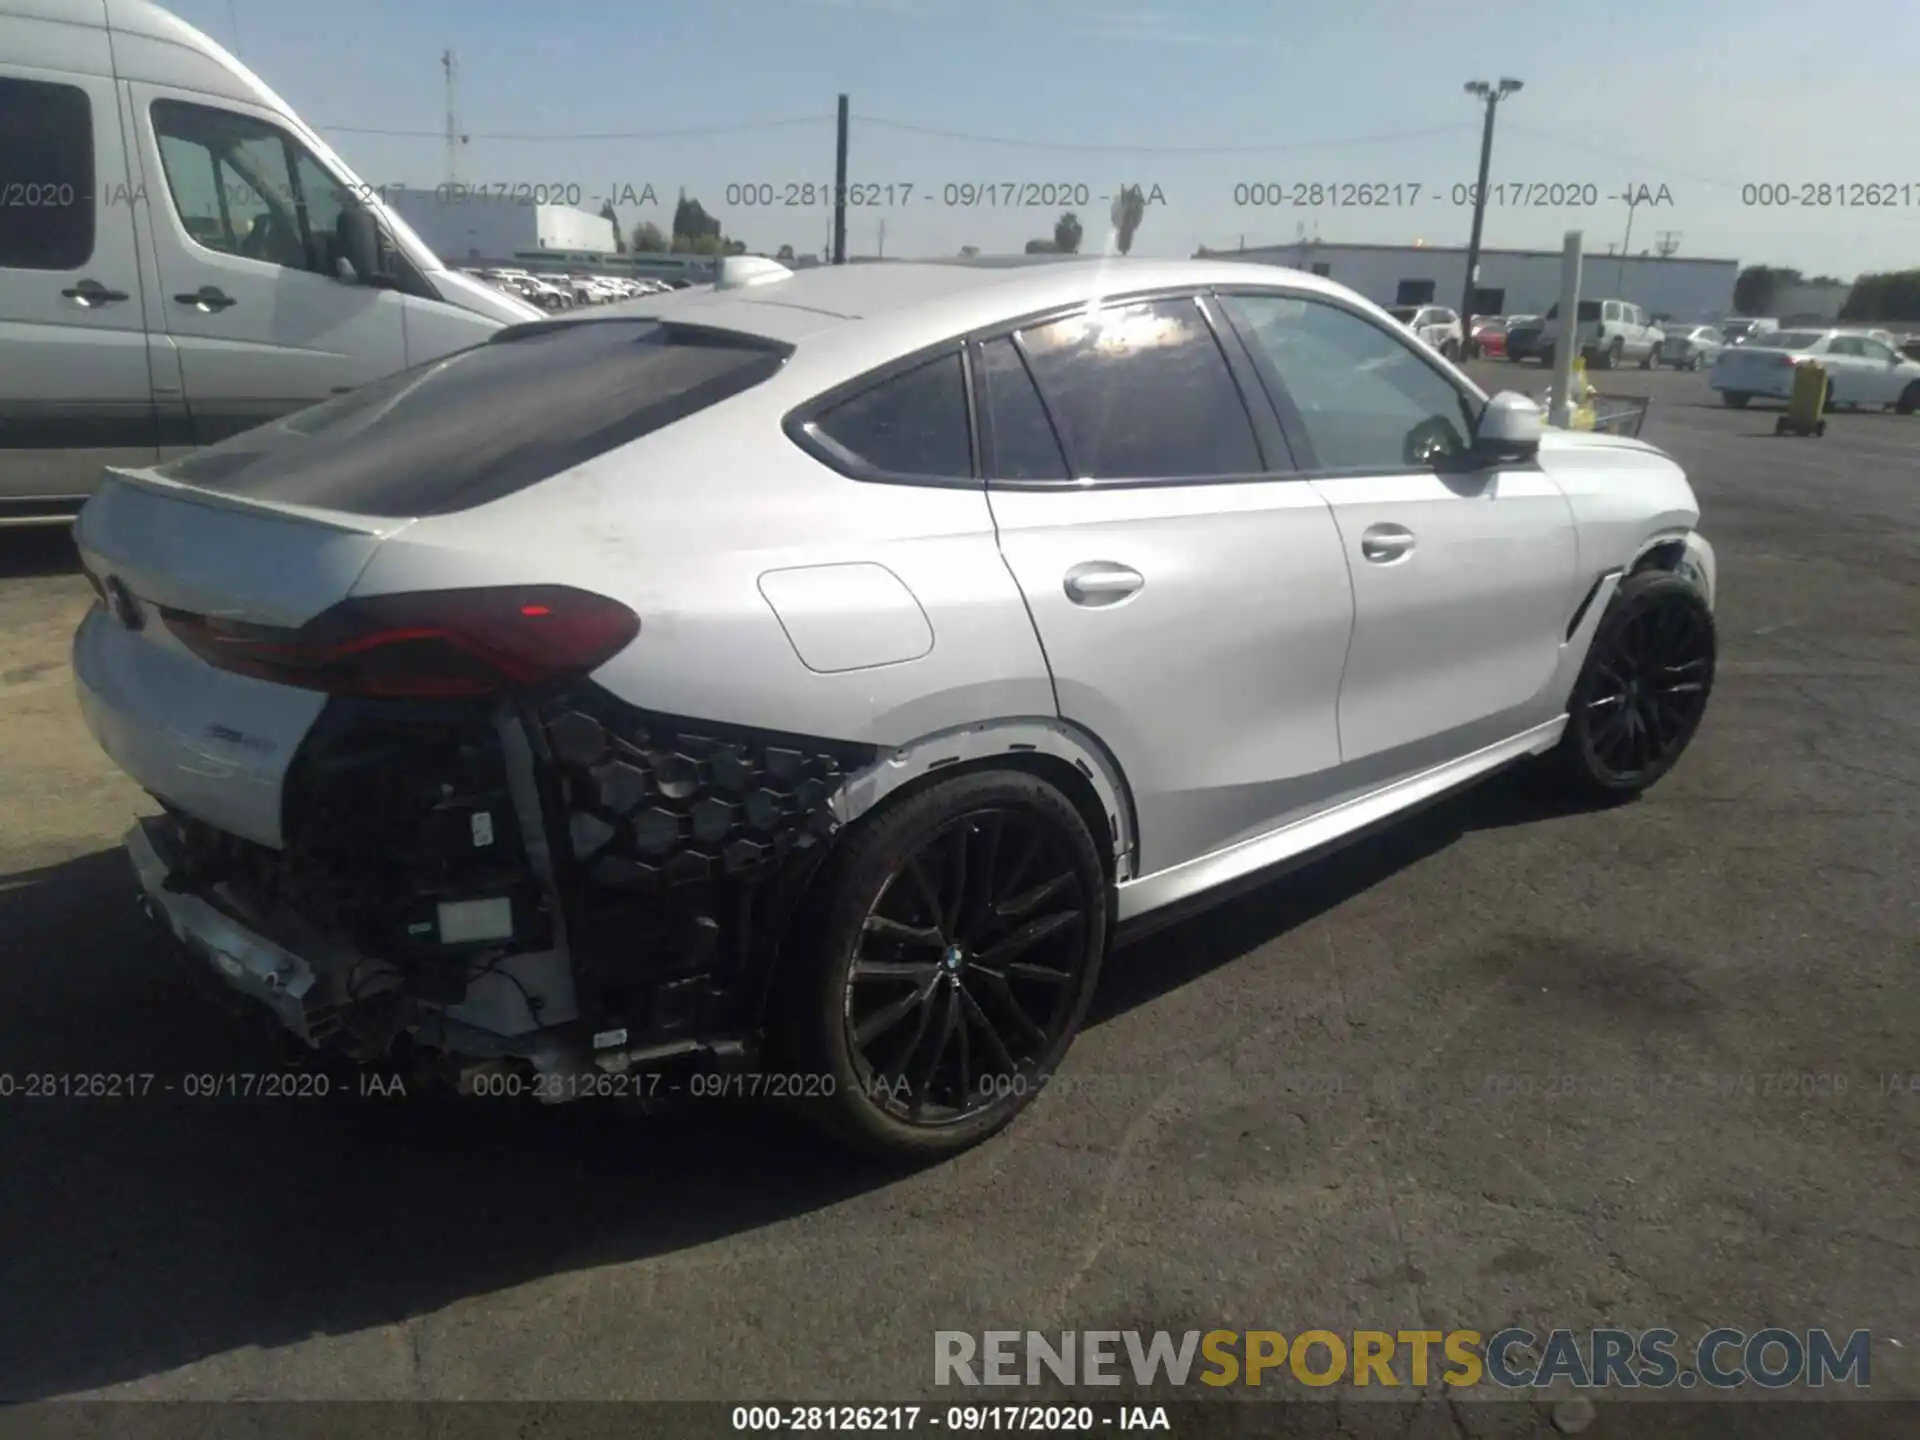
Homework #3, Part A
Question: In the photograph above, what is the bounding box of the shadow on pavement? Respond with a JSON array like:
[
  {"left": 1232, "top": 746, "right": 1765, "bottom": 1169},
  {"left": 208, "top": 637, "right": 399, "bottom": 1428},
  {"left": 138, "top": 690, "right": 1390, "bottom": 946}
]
[
  {"left": 0, "top": 763, "right": 1603, "bottom": 1400},
  {"left": 0, "top": 528, "right": 82, "bottom": 580}
]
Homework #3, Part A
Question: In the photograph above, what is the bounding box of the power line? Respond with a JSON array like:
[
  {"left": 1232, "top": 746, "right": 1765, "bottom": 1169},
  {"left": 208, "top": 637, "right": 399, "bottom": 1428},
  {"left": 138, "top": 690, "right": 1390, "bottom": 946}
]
[
  {"left": 853, "top": 115, "right": 1479, "bottom": 155},
  {"left": 315, "top": 116, "right": 830, "bottom": 141},
  {"left": 1497, "top": 120, "right": 1741, "bottom": 189}
]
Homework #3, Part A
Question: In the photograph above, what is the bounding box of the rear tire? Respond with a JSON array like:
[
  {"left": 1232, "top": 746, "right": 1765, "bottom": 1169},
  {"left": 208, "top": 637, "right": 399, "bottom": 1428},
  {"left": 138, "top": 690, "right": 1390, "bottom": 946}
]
[
  {"left": 1639, "top": 345, "right": 1656, "bottom": 370},
  {"left": 1897, "top": 382, "right": 1920, "bottom": 415},
  {"left": 1548, "top": 570, "right": 1716, "bottom": 803},
  {"left": 773, "top": 770, "right": 1108, "bottom": 1159},
  {"left": 1722, "top": 391, "right": 1751, "bottom": 408}
]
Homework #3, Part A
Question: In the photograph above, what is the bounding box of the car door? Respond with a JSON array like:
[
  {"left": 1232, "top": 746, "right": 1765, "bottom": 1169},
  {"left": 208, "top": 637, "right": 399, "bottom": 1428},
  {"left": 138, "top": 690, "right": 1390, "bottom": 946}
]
[
  {"left": 126, "top": 85, "right": 407, "bottom": 444},
  {"left": 1854, "top": 338, "right": 1909, "bottom": 405},
  {"left": 983, "top": 295, "right": 1357, "bottom": 876},
  {"left": 1820, "top": 336, "right": 1869, "bottom": 403},
  {"left": 1219, "top": 289, "right": 1579, "bottom": 772},
  {"left": 0, "top": 64, "right": 157, "bottom": 510}
]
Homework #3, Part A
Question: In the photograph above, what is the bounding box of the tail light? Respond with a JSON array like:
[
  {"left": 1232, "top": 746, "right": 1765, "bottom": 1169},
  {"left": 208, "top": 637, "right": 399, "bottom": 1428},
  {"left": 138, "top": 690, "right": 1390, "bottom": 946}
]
[{"left": 161, "top": 585, "right": 640, "bottom": 698}]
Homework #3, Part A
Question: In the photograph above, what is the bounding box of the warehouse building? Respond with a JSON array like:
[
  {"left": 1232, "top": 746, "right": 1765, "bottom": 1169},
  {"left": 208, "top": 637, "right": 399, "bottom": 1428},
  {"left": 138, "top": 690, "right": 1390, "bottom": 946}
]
[
  {"left": 382, "top": 187, "right": 619, "bottom": 265},
  {"left": 1198, "top": 240, "right": 1740, "bottom": 322}
]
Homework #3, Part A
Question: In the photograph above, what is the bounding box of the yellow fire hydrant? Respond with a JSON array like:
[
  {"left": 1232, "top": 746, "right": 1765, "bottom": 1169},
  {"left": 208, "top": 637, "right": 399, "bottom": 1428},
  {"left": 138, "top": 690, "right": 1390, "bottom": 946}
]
[{"left": 1568, "top": 356, "right": 1597, "bottom": 431}]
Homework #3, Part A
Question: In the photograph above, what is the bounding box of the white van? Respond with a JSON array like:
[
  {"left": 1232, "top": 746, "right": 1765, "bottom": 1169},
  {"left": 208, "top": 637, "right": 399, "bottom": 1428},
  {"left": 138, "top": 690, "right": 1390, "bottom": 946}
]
[{"left": 0, "top": 0, "right": 543, "bottom": 524}]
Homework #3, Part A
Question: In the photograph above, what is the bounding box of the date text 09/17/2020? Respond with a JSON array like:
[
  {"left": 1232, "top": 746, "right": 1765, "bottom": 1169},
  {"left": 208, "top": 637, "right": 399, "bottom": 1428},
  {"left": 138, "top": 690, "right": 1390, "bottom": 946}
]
[
  {"left": 721, "top": 182, "right": 1168, "bottom": 210},
  {"left": 1227, "top": 181, "right": 1677, "bottom": 209}
]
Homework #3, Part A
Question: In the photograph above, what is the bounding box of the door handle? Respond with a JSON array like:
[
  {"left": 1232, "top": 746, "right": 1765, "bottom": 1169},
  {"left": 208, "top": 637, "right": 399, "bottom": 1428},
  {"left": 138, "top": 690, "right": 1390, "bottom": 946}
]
[
  {"left": 174, "top": 286, "right": 237, "bottom": 313},
  {"left": 1360, "top": 524, "right": 1416, "bottom": 563},
  {"left": 61, "top": 279, "right": 130, "bottom": 307},
  {"left": 1063, "top": 562, "right": 1144, "bottom": 607}
]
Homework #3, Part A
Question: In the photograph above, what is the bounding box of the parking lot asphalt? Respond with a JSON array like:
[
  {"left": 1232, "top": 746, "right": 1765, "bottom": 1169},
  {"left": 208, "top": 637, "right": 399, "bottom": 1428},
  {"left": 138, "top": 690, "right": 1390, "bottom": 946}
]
[{"left": 0, "top": 364, "right": 1914, "bottom": 1427}]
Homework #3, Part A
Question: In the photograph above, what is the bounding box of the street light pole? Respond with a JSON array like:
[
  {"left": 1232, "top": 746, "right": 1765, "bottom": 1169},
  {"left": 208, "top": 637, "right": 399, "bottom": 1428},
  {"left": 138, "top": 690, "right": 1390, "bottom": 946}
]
[{"left": 1459, "top": 77, "right": 1522, "bottom": 348}]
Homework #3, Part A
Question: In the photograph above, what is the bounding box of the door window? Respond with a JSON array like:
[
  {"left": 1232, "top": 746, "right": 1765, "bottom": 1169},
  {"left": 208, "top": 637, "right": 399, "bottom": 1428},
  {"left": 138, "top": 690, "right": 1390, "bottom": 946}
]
[
  {"left": 1016, "top": 297, "right": 1264, "bottom": 479},
  {"left": 150, "top": 100, "right": 347, "bottom": 275},
  {"left": 1858, "top": 339, "right": 1899, "bottom": 364},
  {"left": 976, "top": 336, "right": 1067, "bottom": 479},
  {"left": 0, "top": 77, "right": 95, "bottom": 270},
  {"left": 1225, "top": 292, "right": 1480, "bottom": 472},
  {"left": 1826, "top": 337, "right": 1863, "bottom": 357},
  {"left": 812, "top": 351, "right": 974, "bottom": 479}
]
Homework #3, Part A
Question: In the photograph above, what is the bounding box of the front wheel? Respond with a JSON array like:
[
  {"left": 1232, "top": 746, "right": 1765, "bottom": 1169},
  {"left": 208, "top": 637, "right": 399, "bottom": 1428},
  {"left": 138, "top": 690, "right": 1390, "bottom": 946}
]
[
  {"left": 1896, "top": 382, "right": 1920, "bottom": 415},
  {"left": 775, "top": 770, "right": 1108, "bottom": 1158},
  {"left": 1639, "top": 345, "right": 1656, "bottom": 371},
  {"left": 1548, "top": 570, "right": 1716, "bottom": 802}
]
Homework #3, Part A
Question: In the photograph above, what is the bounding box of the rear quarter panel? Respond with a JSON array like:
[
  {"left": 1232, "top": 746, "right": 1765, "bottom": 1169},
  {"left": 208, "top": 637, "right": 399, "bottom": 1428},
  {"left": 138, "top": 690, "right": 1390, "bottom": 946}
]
[{"left": 347, "top": 369, "right": 1056, "bottom": 748}]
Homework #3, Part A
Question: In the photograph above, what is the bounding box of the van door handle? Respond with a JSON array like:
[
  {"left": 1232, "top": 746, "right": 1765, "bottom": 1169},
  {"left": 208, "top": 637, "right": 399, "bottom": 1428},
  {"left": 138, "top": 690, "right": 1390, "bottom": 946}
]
[
  {"left": 1063, "top": 562, "right": 1144, "bottom": 606},
  {"left": 1360, "top": 524, "right": 1416, "bottom": 563},
  {"left": 174, "top": 286, "right": 237, "bottom": 313},
  {"left": 61, "top": 279, "right": 130, "bottom": 307}
]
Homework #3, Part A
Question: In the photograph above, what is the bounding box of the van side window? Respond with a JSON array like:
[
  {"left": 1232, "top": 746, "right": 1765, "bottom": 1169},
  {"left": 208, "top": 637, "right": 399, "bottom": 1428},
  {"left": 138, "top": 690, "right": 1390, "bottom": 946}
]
[
  {"left": 150, "top": 101, "right": 344, "bottom": 277},
  {"left": 0, "top": 77, "right": 95, "bottom": 270}
]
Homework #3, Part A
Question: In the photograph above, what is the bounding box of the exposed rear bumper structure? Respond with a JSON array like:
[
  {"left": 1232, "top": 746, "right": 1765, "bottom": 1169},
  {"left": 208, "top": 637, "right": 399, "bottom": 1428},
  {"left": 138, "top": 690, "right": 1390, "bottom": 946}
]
[{"left": 121, "top": 684, "right": 883, "bottom": 1097}]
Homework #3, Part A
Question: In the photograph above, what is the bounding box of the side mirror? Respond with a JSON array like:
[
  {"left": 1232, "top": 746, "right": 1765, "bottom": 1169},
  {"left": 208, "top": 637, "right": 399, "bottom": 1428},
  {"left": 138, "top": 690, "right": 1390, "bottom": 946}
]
[
  {"left": 336, "top": 208, "right": 385, "bottom": 286},
  {"left": 1474, "top": 391, "right": 1543, "bottom": 460}
]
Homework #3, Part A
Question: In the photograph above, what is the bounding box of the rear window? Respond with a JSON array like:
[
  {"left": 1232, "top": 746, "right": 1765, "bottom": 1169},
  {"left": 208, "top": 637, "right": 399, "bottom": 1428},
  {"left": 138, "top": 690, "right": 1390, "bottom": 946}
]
[
  {"left": 1544, "top": 302, "right": 1604, "bottom": 322},
  {"left": 1746, "top": 331, "right": 1821, "bottom": 349},
  {"left": 155, "top": 319, "right": 792, "bottom": 517}
]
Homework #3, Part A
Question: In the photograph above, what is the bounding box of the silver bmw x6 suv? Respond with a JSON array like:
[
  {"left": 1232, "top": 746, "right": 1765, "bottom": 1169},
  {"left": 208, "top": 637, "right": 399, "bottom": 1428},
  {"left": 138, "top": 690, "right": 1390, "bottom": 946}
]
[{"left": 73, "top": 256, "right": 1718, "bottom": 1157}]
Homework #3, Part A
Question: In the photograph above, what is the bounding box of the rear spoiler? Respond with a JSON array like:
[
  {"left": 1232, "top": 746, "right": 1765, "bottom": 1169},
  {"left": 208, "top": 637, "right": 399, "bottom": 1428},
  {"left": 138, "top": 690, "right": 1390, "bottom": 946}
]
[{"left": 89, "top": 466, "right": 412, "bottom": 538}]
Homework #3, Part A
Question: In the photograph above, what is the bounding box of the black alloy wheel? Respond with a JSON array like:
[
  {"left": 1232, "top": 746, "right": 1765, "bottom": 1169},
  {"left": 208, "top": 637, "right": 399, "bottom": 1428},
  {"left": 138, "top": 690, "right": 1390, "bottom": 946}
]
[
  {"left": 1553, "top": 570, "right": 1716, "bottom": 799},
  {"left": 847, "top": 808, "right": 1087, "bottom": 1119},
  {"left": 778, "top": 770, "right": 1106, "bottom": 1157}
]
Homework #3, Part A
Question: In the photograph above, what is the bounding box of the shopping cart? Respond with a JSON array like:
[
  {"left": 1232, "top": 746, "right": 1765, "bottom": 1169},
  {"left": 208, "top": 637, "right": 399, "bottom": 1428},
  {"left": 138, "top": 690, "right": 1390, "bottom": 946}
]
[{"left": 1585, "top": 394, "right": 1652, "bottom": 438}]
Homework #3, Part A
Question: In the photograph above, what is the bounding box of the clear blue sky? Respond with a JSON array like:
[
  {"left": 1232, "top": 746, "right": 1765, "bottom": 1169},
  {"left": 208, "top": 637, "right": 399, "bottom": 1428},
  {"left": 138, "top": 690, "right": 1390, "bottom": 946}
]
[{"left": 172, "top": 0, "right": 1920, "bottom": 275}]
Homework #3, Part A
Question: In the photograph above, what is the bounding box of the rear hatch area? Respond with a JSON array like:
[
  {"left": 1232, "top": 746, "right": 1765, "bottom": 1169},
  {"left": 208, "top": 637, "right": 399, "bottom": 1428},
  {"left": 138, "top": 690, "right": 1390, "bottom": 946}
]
[{"left": 70, "top": 316, "right": 805, "bottom": 1073}]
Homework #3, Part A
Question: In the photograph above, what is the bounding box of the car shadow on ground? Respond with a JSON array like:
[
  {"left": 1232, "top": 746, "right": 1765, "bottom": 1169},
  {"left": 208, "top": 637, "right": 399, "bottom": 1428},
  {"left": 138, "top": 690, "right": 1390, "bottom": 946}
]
[
  {"left": 0, "top": 529, "right": 81, "bottom": 579},
  {"left": 0, "top": 764, "right": 1604, "bottom": 1400}
]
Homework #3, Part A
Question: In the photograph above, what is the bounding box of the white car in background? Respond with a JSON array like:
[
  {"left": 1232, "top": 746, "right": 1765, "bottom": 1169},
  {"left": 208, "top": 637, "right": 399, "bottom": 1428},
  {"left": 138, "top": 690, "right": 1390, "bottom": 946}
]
[
  {"left": 1385, "top": 304, "right": 1466, "bottom": 359},
  {"left": 1710, "top": 328, "right": 1920, "bottom": 412},
  {"left": 1719, "top": 318, "right": 1779, "bottom": 345},
  {"left": 1660, "top": 326, "right": 1725, "bottom": 371}
]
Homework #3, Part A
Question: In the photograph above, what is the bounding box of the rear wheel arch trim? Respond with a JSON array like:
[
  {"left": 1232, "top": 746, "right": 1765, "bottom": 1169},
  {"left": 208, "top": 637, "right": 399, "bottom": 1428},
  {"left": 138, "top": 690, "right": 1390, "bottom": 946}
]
[{"left": 832, "top": 718, "right": 1139, "bottom": 883}]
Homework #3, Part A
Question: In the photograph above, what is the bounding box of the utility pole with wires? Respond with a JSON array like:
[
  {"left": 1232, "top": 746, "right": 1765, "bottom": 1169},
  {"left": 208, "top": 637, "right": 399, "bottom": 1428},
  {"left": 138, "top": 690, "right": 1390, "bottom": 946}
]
[
  {"left": 442, "top": 50, "right": 463, "bottom": 186},
  {"left": 1655, "top": 230, "right": 1680, "bottom": 258},
  {"left": 1616, "top": 193, "right": 1645, "bottom": 291},
  {"left": 1459, "top": 77, "right": 1523, "bottom": 338}
]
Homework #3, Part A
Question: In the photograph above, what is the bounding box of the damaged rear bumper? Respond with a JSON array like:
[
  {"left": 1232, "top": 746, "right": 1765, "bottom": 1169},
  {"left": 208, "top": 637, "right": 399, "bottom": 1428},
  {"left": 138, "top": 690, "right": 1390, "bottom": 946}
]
[
  {"left": 123, "top": 688, "right": 883, "bottom": 1095},
  {"left": 129, "top": 817, "right": 328, "bottom": 1045}
]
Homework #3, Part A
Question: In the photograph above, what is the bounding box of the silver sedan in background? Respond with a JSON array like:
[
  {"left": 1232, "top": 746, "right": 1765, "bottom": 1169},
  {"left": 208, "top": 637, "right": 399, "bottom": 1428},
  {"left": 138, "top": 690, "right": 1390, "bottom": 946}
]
[{"left": 1661, "top": 325, "right": 1726, "bottom": 370}]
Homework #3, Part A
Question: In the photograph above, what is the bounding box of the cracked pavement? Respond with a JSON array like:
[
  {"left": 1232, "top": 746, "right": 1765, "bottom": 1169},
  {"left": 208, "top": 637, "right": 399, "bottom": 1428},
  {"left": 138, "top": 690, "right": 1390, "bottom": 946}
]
[{"left": 0, "top": 365, "right": 1913, "bottom": 1432}]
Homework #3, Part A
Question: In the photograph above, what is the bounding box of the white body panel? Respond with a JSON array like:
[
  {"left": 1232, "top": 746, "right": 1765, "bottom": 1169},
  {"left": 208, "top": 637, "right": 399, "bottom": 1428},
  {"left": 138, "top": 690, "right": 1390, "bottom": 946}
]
[
  {"left": 1309, "top": 466, "right": 1579, "bottom": 763},
  {"left": 989, "top": 480, "right": 1354, "bottom": 875}
]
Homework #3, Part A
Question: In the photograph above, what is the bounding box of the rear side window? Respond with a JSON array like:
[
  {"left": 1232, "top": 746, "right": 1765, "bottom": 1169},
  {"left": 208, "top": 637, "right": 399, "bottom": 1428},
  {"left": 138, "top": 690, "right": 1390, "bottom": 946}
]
[
  {"left": 811, "top": 352, "right": 973, "bottom": 478},
  {"left": 976, "top": 337, "right": 1067, "bottom": 480},
  {"left": 155, "top": 320, "right": 793, "bottom": 517},
  {"left": 0, "top": 77, "right": 95, "bottom": 270},
  {"left": 1019, "top": 298, "right": 1263, "bottom": 480}
]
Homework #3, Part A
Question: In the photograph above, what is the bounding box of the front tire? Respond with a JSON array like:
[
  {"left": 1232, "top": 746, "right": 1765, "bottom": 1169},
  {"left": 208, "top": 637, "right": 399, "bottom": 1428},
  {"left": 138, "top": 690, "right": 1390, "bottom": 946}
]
[
  {"left": 775, "top": 770, "right": 1108, "bottom": 1158},
  {"left": 1548, "top": 570, "right": 1716, "bottom": 802},
  {"left": 1896, "top": 382, "right": 1920, "bottom": 415}
]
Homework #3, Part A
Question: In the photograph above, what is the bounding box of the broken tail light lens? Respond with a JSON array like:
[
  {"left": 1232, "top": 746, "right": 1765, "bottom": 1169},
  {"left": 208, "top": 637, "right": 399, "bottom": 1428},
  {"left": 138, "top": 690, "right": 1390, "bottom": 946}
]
[{"left": 161, "top": 586, "right": 640, "bottom": 698}]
